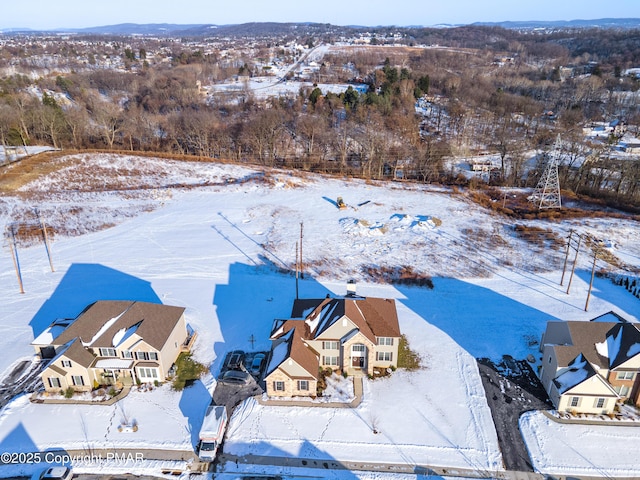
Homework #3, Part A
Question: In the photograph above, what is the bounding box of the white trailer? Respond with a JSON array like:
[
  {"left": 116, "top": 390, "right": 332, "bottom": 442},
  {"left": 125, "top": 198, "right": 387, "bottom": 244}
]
[{"left": 197, "top": 405, "right": 228, "bottom": 461}]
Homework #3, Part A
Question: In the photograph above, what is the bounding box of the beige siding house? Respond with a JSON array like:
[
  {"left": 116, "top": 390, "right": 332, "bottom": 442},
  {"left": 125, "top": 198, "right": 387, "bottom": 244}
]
[
  {"left": 265, "top": 291, "right": 401, "bottom": 398},
  {"left": 33, "top": 300, "right": 190, "bottom": 393},
  {"left": 539, "top": 312, "right": 640, "bottom": 414}
]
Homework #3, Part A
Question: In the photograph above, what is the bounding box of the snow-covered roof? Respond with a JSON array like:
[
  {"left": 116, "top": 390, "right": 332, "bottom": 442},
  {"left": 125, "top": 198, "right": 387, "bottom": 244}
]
[
  {"left": 605, "top": 322, "right": 640, "bottom": 369},
  {"left": 112, "top": 321, "right": 141, "bottom": 348},
  {"left": 31, "top": 319, "right": 73, "bottom": 346},
  {"left": 553, "top": 353, "right": 596, "bottom": 394},
  {"left": 94, "top": 358, "right": 133, "bottom": 369},
  {"left": 265, "top": 330, "right": 293, "bottom": 376}
]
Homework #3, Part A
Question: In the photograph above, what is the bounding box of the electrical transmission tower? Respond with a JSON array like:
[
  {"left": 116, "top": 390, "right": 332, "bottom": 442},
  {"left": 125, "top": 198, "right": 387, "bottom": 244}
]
[{"left": 530, "top": 135, "right": 562, "bottom": 209}]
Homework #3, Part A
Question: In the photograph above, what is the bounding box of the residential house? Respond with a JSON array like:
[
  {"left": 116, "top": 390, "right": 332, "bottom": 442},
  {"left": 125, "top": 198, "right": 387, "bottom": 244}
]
[
  {"left": 265, "top": 286, "right": 401, "bottom": 398},
  {"left": 33, "top": 300, "right": 191, "bottom": 393},
  {"left": 539, "top": 312, "right": 640, "bottom": 414}
]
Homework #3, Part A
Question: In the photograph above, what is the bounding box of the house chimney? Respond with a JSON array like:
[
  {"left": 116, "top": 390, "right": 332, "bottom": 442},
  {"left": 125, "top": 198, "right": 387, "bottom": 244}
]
[{"left": 346, "top": 279, "right": 356, "bottom": 297}]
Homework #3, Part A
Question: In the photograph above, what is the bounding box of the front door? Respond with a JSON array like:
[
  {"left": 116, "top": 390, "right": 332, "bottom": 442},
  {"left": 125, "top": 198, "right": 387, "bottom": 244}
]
[{"left": 351, "top": 344, "right": 366, "bottom": 369}]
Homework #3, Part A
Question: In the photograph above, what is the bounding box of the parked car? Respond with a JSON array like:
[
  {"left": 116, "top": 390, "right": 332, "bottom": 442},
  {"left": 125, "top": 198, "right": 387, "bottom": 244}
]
[
  {"left": 250, "top": 353, "right": 266, "bottom": 376},
  {"left": 224, "top": 350, "right": 244, "bottom": 370},
  {"left": 31, "top": 467, "right": 73, "bottom": 480},
  {"left": 219, "top": 369, "right": 251, "bottom": 385}
]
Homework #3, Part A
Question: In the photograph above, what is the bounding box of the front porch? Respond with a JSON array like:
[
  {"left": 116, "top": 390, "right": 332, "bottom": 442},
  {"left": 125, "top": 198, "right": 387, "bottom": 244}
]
[{"left": 93, "top": 358, "right": 135, "bottom": 387}]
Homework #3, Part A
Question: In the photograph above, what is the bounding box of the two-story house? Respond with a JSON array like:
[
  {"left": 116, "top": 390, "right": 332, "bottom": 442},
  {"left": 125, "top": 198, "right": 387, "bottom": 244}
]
[
  {"left": 265, "top": 289, "right": 401, "bottom": 398},
  {"left": 539, "top": 311, "right": 640, "bottom": 414},
  {"left": 32, "top": 300, "right": 190, "bottom": 393}
]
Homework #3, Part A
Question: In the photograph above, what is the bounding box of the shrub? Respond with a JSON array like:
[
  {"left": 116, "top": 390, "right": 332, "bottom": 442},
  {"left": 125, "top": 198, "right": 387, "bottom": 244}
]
[
  {"left": 63, "top": 387, "right": 75, "bottom": 399},
  {"left": 397, "top": 335, "right": 421, "bottom": 370},
  {"left": 172, "top": 353, "right": 207, "bottom": 390}
]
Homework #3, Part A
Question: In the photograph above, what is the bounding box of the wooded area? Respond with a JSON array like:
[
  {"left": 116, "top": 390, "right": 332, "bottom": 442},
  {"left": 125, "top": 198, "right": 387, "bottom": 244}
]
[{"left": 0, "top": 25, "right": 639, "bottom": 208}]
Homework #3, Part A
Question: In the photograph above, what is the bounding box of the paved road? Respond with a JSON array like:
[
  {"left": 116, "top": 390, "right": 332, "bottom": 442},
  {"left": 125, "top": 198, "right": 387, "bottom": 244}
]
[{"left": 476, "top": 357, "right": 552, "bottom": 472}]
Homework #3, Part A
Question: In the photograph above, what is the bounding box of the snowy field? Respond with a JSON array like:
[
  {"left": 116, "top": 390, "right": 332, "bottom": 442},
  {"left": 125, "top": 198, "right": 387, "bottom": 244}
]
[
  {"left": 520, "top": 411, "right": 640, "bottom": 476},
  {"left": 0, "top": 154, "right": 638, "bottom": 478}
]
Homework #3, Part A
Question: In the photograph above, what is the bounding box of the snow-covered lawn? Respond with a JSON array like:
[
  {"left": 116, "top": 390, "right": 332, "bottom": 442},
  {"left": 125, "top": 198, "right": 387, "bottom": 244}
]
[
  {"left": 0, "top": 155, "right": 638, "bottom": 477},
  {"left": 226, "top": 296, "right": 505, "bottom": 470},
  {"left": 520, "top": 410, "right": 640, "bottom": 476},
  {"left": 0, "top": 383, "right": 211, "bottom": 453}
]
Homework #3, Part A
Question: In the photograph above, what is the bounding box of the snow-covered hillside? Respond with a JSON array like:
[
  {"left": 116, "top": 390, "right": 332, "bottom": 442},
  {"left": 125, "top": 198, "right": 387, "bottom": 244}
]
[{"left": 0, "top": 154, "right": 638, "bottom": 478}]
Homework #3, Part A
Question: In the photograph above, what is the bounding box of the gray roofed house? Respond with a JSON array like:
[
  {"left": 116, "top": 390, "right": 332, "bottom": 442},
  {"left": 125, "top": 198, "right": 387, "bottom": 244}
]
[{"left": 539, "top": 312, "right": 640, "bottom": 414}]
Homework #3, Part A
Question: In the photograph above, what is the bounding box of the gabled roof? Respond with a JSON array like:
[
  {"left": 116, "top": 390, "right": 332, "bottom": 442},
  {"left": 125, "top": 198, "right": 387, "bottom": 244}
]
[
  {"left": 290, "top": 297, "right": 400, "bottom": 343},
  {"left": 590, "top": 311, "right": 629, "bottom": 324},
  {"left": 51, "top": 338, "right": 96, "bottom": 369},
  {"left": 266, "top": 324, "right": 318, "bottom": 380},
  {"left": 605, "top": 322, "right": 640, "bottom": 370},
  {"left": 548, "top": 321, "right": 619, "bottom": 369},
  {"left": 553, "top": 353, "right": 598, "bottom": 395},
  {"left": 51, "top": 301, "right": 185, "bottom": 351}
]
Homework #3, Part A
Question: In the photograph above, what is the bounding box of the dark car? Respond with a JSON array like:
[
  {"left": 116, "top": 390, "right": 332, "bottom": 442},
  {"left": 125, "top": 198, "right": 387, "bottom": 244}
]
[
  {"left": 249, "top": 353, "right": 266, "bottom": 376},
  {"left": 220, "top": 369, "right": 251, "bottom": 385},
  {"left": 224, "top": 350, "right": 244, "bottom": 370}
]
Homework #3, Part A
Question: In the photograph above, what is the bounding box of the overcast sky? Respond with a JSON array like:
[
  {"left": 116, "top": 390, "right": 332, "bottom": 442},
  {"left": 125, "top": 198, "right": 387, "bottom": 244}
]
[{"left": 2, "top": 0, "right": 640, "bottom": 30}]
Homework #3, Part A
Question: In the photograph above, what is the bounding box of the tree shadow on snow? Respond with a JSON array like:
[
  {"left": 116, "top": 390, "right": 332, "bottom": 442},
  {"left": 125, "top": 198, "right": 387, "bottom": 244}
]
[
  {"left": 29, "top": 263, "right": 161, "bottom": 339},
  {"left": 211, "top": 260, "right": 331, "bottom": 376},
  {"left": 396, "top": 278, "right": 559, "bottom": 361}
]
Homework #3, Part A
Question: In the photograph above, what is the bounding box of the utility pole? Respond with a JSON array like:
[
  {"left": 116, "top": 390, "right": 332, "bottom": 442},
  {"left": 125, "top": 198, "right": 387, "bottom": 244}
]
[
  {"left": 248, "top": 334, "right": 256, "bottom": 350},
  {"left": 295, "top": 241, "right": 299, "bottom": 300},
  {"left": 299, "top": 222, "right": 304, "bottom": 279},
  {"left": 566, "top": 233, "right": 582, "bottom": 295},
  {"left": 35, "top": 208, "right": 54, "bottom": 272},
  {"left": 585, "top": 247, "right": 598, "bottom": 312},
  {"left": 7, "top": 225, "right": 25, "bottom": 294},
  {"left": 560, "top": 229, "right": 574, "bottom": 286}
]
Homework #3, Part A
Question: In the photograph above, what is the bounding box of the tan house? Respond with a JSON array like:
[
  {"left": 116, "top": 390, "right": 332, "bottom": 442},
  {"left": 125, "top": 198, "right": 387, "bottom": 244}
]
[
  {"left": 265, "top": 290, "right": 401, "bottom": 398},
  {"left": 539, "top": 312, "right": 640, "bottom": 414},
  {"left": 32, "top": 300, "right": 191, "bottom": 393}
]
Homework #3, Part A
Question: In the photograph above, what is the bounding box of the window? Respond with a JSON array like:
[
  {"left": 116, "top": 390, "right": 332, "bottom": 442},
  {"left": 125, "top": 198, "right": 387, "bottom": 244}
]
[
  {"left": 135, "top": 351, "right": 158, "bottom": 361},
  {"left": 297, "top": 380, "right": 309, "bottom": 391},
  {"left": 99, "top": 348, "right": 117, "bottom": 357},
  {"left": 617, "top": 371, "right": 635, "bottom": 380},
  {"left": 72, "top": 376, "right": 85, "bottom": 386},
  {"left": 322, "top": 356, "right": 339, "bottom": 366},
  {"left": 61, "top": 360, "right": 72, "bottom": 368},
  {"left": 274, "top": 381, "right": 285, "bottom": 391},
  {"left": 376, "top": 337, "right": 394, "bottom": 346},
  {"left": 122, "top": 350, "right": 132, "bottom": 359},
  {"left": 570, "top": 396, "right": 580, "bottom": 407},
  {"left": 376, "top": 351, "right": 393, "bottom": 362},
  {"left": 615, "top": 385, "right": 630, "bottom": 397},
  {"left": 322, "top": 341, "right": 339, "bottom": 350},
  {"left": 48, "top": 377, "right": 61, "bottom": 388},
  {"left": 138, "top": 368, "right": 158, "bottom": 379},
  {"left": 594, "top": 398, "right": 606, "bottom": 409}
]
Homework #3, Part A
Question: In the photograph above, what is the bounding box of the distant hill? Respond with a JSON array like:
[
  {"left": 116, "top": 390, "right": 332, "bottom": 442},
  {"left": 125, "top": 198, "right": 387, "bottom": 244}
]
[
  {"left": 472, "top": 18, "right": 640, "bottom": 30},
  {"left": 63, "top": 23, "right": 209, "bottom": 35},
  {"left": 2, "top": 18, "right": 640, "bottom": 37}
]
